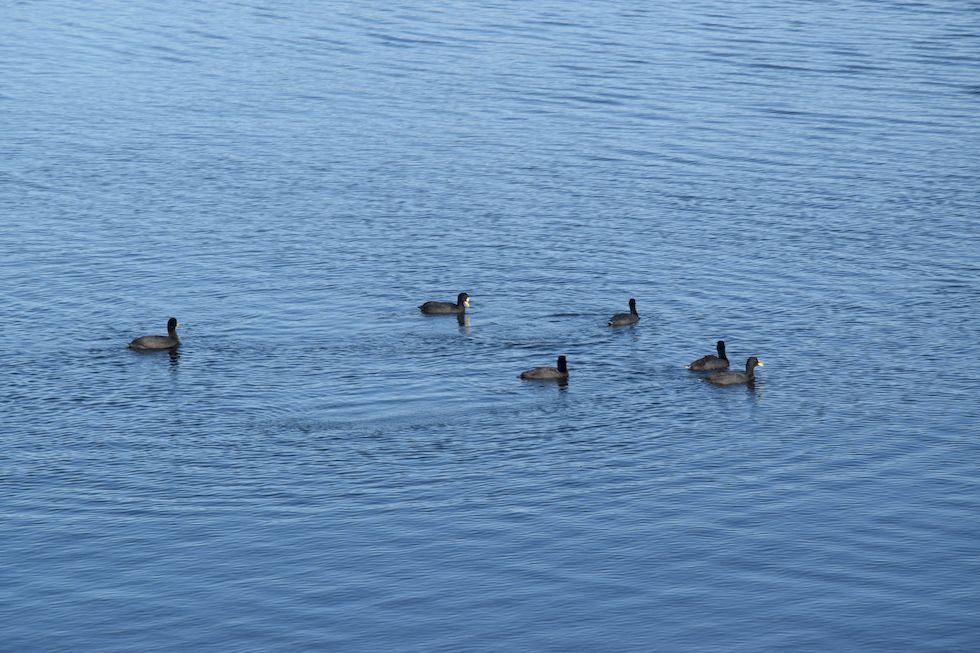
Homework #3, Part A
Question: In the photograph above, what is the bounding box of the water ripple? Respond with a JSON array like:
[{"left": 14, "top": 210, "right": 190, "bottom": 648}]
[{"left": 3, "top": 0, "right": 980, "bottom": 651}]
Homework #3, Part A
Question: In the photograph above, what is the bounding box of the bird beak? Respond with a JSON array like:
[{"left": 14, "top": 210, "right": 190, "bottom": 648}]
[
  {"left": 756, "top": 360, "right": 764, "bottom": 366},
  {"left": 464, "top": 298, "right": 471, "bottom": 307}
]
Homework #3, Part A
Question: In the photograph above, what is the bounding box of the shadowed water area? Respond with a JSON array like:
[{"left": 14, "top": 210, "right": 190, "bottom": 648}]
[{"left": 2, "top": 1, "right": 979, "bottom": 651}]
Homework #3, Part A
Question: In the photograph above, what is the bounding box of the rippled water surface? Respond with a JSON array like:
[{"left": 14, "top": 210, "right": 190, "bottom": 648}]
[{"left": 3, "top": 1, "right": 980, "bottom": 651}]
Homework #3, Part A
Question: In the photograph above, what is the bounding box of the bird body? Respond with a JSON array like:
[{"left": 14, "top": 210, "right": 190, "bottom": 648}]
[
  {"left": 129, "top": 317, "right": 180, "bottom": 350},
  {"left": 608, "top": 298, "right": 639, "bottom": 326},
  {"left": 520, "top": 355, "right": 568, "bottom": 381},
  {"left": 420, "top": 292, "right": 470, "bottom": 314},
  {"left": 706, "top": 357, "right": 763, "bottom": 385},
  {"left": 688, "top": 340, "right": 729, "bottom": 371}
]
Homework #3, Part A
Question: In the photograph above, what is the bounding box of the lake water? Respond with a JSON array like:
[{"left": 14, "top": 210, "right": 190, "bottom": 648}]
[{"left": 2, "top": 1, "right": 979, "bottom": 650}]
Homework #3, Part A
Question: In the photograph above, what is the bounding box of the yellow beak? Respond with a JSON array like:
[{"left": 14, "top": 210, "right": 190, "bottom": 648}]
[
  {"left": 464, "top": 298, "right": 471, "bottom": 307},
  {"left": 756, "top": 360, "right": 764, "bottom": 366}
]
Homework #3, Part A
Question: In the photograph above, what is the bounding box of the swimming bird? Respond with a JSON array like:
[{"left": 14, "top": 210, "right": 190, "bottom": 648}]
[
  {"left": 608, "top": 298, "right": 639, "bottom": 326},
  {"left": 128, "top": 317, "right": 180, "bottom": 350},
  {"left": 419, "top": 292, "right": 470, "bottom": 314},
  {"left": 706, "top": 357, "right": 763, "bottom": 385},
  {"left": 520, "top": 355, "right": 569, "bottom": 381},
  {"left": 688, "top": 340, "right": 729, "bottom": 371}
]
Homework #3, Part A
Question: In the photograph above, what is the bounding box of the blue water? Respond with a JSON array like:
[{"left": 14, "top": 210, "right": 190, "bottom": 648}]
[{"left": 2, "top": 1, "right": 980, "bottom": 650}]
